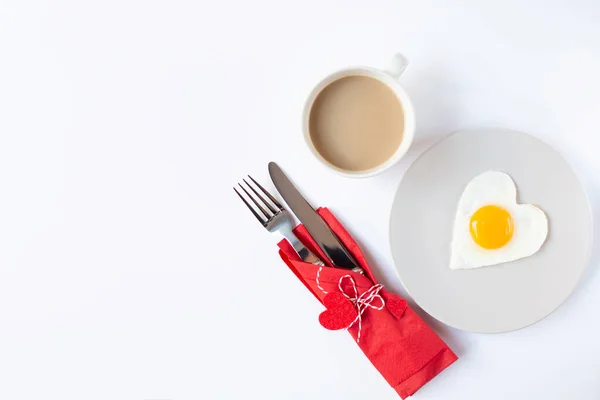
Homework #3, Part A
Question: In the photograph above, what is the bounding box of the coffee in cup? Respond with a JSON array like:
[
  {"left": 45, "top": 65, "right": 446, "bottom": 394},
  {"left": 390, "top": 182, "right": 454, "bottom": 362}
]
[
  {"left": 309, "top": 75, "right": 404, "bottom": 172},
  {"left": 302, "top": 54, "right": 415, "bottom": 178}
]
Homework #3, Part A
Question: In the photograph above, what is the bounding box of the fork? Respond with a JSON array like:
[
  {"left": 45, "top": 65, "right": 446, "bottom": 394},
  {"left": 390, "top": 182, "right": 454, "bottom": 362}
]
[{"left": 234, "top": 175, "right": 325, "bottom": 266}]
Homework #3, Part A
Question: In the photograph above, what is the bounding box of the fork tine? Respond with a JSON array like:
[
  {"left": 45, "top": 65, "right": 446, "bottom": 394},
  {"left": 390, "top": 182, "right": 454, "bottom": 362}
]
[
  {"left": 234, "top": 187, "right": 266, "bottom": 225},
  {"left": 238, "top": 182, "right": 271, "bottom": 220},
  {"left": 243, "top": 178, "right": 278, "bottom": 214},
  {"left": 247, "top": 175, "right": 283, "bottom": 209}
]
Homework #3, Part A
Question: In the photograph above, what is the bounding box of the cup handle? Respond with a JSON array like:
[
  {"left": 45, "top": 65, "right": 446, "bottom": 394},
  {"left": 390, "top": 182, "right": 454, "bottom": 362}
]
[{"left": 385, "top": 53, "right": 409, "bottom": 80}]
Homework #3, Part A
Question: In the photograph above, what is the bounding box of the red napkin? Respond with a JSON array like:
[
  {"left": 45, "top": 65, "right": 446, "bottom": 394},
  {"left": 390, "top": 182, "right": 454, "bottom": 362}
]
[{"left": 278, "top": 208, "right": 457, "bottom": 399}]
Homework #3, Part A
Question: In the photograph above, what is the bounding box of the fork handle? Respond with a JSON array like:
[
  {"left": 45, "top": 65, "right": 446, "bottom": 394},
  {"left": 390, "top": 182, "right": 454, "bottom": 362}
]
[
  {"left": 280, "top": 227, "right": 365, "bottom": 274},
  {"left": 294, "top": 243, "right": 325, "bottom": 266},
  {"left": 280, "top": 228, "right": 325, "bottom": 266}
]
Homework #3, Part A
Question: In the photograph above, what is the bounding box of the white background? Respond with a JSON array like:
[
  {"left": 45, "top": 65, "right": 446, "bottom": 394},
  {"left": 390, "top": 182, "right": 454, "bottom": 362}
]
[{"left": 1, "top": 0, "right": 600, "bottom": 399}]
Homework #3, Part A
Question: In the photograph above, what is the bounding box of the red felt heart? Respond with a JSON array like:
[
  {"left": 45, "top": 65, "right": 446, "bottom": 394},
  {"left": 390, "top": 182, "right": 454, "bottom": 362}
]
[
  {"left": 318, "top": 292, "right": 358, "bottom": 330},
  {"left": 386, "top": 295, "right": 408, "bottom": 319}
]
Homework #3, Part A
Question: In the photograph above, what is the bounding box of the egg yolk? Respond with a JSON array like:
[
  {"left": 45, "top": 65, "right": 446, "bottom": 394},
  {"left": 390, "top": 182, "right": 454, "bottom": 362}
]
[{"left": 469, "top": 205, "right": 514, "bottom": 249}]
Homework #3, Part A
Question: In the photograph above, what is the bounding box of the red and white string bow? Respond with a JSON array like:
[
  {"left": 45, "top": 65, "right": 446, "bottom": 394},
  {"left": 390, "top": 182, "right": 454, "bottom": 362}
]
[{"left": 317, "top": 267, "right": 385, "bottom": 342}]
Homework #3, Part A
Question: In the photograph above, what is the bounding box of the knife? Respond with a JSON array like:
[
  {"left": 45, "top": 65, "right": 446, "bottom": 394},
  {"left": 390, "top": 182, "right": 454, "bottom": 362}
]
[{"left": 268, "top": 162, "right": 363, "bottom": 273}]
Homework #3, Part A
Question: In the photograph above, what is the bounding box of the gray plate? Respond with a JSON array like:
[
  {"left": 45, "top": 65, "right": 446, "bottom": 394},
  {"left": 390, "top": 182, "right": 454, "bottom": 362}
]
[{"left": 389, "top": 129, "right": 593, "bottom": 333}]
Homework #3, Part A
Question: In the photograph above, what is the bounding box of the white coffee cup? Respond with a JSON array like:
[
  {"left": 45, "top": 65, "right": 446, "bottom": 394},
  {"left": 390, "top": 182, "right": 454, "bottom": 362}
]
[{"left": 302, "top": 53, "right": 415, "bottom": 178}]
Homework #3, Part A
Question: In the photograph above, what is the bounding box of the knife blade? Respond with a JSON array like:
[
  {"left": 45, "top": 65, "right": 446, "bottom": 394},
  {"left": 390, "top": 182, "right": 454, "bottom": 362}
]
[{"left": 268, "top": 162, "right": 362, "bottom": 272}]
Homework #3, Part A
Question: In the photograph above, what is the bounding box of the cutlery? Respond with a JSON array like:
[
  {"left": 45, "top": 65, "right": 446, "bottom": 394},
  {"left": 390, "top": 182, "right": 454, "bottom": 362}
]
[
  {"left": 234, "top": 176, "right": 325, "bottom": 266},
  {"left": 268, "top": 162, "right": 363, "bottom": 273}
]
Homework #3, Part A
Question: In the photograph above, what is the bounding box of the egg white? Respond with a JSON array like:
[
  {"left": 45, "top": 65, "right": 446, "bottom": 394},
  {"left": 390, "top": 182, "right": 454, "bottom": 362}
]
[{"left": 450, "top": 171, "right": 548, "bottom": 270}]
